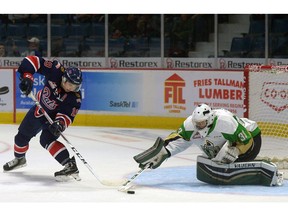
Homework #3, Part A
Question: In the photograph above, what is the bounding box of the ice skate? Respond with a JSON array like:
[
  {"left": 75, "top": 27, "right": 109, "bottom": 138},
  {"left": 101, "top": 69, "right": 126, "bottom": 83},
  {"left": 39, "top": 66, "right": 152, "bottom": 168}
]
[
  {"left": 3, "top": 157, "right": 27, "bottom": 171},
  {"left": 54, "top": 156, "right": 81, "bottom": 182}
]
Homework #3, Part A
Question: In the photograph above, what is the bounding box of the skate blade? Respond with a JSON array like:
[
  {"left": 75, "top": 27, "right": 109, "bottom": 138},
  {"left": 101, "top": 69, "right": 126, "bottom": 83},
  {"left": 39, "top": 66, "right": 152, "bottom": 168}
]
[
  {"left": 277, "top": 171, "right": 284, "bottom": 186},
  {"left": 55, "top": 173, "right": 81, "bottom": 182},
  {"left": 71, "top": 173, "right": 81, "bottom": 181},
  {"left": 3, "top": 163, "right": 27, "bottom": 172}
]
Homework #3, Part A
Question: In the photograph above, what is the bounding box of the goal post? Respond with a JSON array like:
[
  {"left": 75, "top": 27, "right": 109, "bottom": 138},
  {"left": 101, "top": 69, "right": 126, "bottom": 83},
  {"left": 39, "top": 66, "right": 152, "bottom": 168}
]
[{"left": 244, "top": 65, "right": 288, "bottom": 166}]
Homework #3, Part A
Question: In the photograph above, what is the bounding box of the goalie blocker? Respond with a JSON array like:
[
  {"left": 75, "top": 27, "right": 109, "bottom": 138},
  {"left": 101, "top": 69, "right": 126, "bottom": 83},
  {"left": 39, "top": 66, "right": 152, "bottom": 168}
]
[
  {"left": 134, "top": 137, "right": 170, "bottom": 169},
  {"left": 197, "top": 156, "right": 283, "bottom": 186}
]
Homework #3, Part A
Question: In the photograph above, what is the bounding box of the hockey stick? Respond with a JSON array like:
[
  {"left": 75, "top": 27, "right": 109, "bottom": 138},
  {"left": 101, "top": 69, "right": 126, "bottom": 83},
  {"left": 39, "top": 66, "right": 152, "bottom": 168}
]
[
  {"left": 28, "top": 92, "right": 115, "bottom": 186},
  {"left": 118, "top": 163, "right": 151, "bottom": 192}
]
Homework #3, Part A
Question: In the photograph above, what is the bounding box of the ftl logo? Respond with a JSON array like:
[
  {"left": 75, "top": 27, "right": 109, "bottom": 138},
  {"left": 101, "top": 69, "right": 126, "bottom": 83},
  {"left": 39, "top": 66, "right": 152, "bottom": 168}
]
[
  {"left": 164, "top": 73, "right": 186, "bottom": 113},
  {"left": 260, "top": 82, "right": 288, "bottom": 112}
]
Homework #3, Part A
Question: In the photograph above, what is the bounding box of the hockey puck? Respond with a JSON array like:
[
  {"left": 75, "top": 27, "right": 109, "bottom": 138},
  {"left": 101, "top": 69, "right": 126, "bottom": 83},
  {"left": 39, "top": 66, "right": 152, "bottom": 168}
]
[
  {"left": 127, "top": 190, "right": 135, "bottom": 194},
  {"left": 0, "top": 86, "right": 9, "bottom": 95}
]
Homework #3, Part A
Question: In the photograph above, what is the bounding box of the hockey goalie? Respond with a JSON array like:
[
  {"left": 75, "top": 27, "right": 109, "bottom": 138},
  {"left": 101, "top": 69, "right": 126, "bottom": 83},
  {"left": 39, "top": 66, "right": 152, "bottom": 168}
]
[{"left": 134, "top": 104, "right": 283, "bottom": 186}]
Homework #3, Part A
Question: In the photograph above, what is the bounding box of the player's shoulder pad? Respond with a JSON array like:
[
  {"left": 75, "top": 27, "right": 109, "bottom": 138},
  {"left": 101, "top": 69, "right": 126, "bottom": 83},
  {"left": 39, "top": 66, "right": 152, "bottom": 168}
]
[{"left": 214, "top": 114, "right": 238, "bottom": 134}]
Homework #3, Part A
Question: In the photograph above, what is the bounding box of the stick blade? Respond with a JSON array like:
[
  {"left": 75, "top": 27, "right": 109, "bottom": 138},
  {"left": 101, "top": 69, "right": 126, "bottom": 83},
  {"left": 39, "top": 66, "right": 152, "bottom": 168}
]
[{"left": 118, "top": 184, "right": 133, "bottom": 192}]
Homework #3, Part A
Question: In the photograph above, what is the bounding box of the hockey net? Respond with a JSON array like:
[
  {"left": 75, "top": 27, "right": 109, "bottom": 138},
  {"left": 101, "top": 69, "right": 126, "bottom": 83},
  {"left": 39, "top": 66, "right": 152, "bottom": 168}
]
[{"left": 244, "top": 65, "right": 288, "bottom": 169}]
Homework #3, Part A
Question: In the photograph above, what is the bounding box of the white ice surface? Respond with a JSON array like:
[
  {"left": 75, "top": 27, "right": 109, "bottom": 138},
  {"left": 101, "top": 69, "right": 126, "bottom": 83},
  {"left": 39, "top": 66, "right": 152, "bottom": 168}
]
[{"left": 0, "top": 124, "right": 287, "bottom": 216}]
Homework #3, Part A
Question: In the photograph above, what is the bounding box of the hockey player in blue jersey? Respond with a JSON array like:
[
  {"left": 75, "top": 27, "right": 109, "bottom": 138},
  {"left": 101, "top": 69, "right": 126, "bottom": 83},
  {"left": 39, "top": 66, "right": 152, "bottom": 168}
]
[{"left": 3, "top": 55, "right": 83, "bottom": 182}]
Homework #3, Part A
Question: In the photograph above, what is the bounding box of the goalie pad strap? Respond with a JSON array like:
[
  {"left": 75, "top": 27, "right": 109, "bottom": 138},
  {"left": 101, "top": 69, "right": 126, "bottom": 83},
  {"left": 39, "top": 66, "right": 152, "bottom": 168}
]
[
  {"left": 133, "top": 137, "right": 165, "bottom": 164},
  {"left": 196, "top": 156, "right": 278, "bottom": 186}
]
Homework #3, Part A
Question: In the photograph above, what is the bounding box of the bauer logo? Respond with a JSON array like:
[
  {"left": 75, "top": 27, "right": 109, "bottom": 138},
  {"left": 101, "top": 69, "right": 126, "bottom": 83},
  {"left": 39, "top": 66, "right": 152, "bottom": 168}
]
[
  {"left": 164, "top": 73, "right": 186, "bottom": 114},
  {"left": 260, "top": 82, "right": 288, "bottom": 112}
]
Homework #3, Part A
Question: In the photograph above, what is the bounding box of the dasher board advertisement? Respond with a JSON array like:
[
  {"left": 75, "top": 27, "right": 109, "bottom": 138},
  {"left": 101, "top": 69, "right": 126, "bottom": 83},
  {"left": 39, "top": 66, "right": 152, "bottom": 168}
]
[
  {"left": 0, "top": 69, "right": 13, "bottom": 112},
  {"left": 15, "top": 69, "right": 244, "bottom": 117}
]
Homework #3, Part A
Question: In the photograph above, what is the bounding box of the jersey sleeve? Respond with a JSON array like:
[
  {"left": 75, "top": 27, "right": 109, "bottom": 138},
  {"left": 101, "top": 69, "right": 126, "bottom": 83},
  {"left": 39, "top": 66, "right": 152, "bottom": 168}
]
[
  {"left": 220, "top": 117, "right": 254, "bottom": 155},
  {"left": 17, "top": 56, "right": 60, "bottom": 79},
  {"left": 17, "top": 56, "right": 44, "bottom": 78},
  {"left": 165, "top": 134, "right": 193, "bottom": 156},
  {"left": 220, "top": 115, "right": 253, "bottom": 145},
  {"left": 164, "top": 117, "right": 195, "bottom": 156},
  {"left": 54, "top": 92, "right": 82, "bottom": 129},
  {"left": 165, "top": 116, "right": 194, "bottom": 144}
]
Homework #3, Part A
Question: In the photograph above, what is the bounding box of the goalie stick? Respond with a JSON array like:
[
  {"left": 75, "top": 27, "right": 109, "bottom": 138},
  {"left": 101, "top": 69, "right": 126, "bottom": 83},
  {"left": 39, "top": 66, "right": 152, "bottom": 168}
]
[
  {"left": 28, "top": 92, "right": 115, "bottom": 186},
  {"left": 118, "top": 163, "right": 151, "bottom": 192}
]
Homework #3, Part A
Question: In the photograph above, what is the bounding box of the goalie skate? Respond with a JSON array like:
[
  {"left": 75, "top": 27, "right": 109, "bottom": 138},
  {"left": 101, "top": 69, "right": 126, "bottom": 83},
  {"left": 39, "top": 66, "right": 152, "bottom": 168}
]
[
  {"left": 54, "top": 156, "right": 81, "bottom": 182},
  {"left": 3, "top": 157, "right": 27, "bottom": 171},
  {"left": 271, "top": 171, "right": 284, "bottom": 186}
]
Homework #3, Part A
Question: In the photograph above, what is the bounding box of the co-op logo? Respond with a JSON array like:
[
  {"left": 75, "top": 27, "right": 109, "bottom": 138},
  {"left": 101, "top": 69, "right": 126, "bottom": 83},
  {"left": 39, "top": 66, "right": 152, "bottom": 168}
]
[{"left": 260, "top": 82, "right": 288, "bottom": 112}]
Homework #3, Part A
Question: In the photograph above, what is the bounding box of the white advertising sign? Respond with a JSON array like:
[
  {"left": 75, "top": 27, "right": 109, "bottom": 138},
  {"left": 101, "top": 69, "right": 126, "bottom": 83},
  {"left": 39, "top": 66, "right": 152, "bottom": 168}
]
[
  {"left": 0, "top": 69, "right": 14, "bottom": 111},
  {"left": 142, "top": 70, "right": 244, "bottom": 117}
]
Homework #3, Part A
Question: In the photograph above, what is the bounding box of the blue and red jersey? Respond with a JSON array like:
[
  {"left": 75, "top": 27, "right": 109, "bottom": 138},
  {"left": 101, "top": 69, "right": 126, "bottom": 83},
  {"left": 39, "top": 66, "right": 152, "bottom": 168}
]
[{"left": 17, "top": 56, "right": 82, "bottom": 129}]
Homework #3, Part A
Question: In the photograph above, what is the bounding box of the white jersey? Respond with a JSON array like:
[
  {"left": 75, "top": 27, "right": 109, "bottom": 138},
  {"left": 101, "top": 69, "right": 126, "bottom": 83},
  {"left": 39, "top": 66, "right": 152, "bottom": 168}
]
[{"left": 165, "top": 109, "right": 260, "bottom": 159}]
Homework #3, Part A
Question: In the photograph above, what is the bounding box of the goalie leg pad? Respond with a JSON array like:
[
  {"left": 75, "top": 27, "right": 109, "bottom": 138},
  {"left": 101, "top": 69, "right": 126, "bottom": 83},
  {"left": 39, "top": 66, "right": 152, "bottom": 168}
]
[{"left": 196, "top": 156, "right": 282, "bottom": 186}]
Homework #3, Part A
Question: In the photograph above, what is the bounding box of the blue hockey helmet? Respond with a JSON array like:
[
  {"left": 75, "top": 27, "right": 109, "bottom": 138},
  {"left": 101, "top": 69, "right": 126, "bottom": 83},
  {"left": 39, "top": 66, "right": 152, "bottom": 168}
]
[{"left": 62, "top": 67, "right": 82, "bottom": 92}]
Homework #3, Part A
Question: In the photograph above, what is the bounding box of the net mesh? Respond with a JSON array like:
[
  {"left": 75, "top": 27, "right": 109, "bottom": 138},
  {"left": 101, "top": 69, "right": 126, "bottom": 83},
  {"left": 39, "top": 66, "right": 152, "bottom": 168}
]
[{"left": 245, "top": 65, "right": 288, "bottom": 169}]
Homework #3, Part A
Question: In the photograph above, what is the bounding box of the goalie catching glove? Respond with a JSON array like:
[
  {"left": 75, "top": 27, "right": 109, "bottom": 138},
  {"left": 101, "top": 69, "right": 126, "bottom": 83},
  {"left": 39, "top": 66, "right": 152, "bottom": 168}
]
[
  {"left": 133, "top": 137, "right": 171, "bottom": 169},
  {"left": 212, "top": 140, "right": 240, "bottom": 164},
  {"left": 49, "top": 119, "right": 65, "bottom": 137}
]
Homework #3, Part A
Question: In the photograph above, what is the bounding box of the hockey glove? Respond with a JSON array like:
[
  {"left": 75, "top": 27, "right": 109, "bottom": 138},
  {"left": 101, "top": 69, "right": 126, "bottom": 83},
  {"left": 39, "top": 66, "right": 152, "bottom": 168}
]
[
  {"left": 212, "top": 141, "right": 240, "bottom": 164},
  {"left": 19, "top": 73, "right": 34, "bottom": 96},
  {"left": 49, "top": 120, "right": 65, "bottom": 137},
  {"left": 134, "top": 137, "right": 170, "bottom": 169}
]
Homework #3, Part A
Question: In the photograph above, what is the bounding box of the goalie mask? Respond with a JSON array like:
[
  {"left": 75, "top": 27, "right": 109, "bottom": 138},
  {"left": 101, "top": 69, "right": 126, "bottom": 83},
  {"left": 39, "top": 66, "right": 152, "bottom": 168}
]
[
  {"left": 62, "top": 67, "right": 82, "bottom": 92},
  {"left": 191, "top": 104, "right": 215, "bottom": 137}
]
